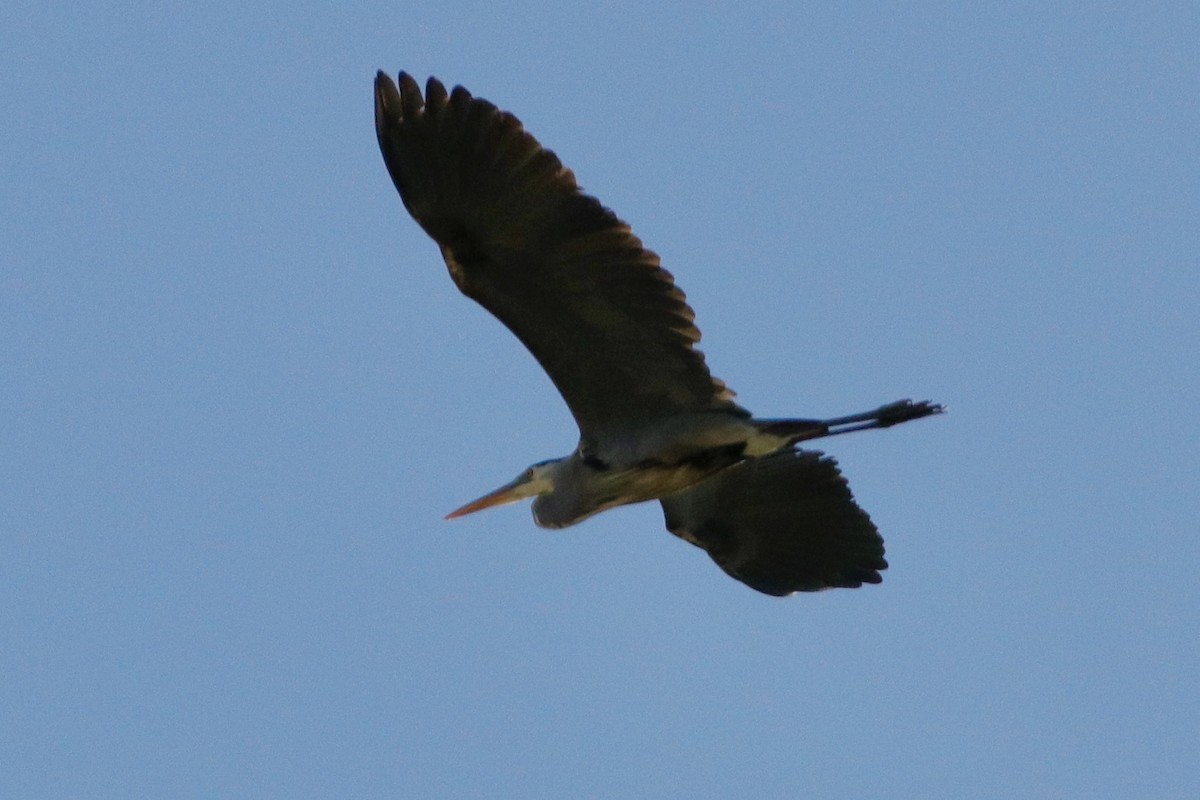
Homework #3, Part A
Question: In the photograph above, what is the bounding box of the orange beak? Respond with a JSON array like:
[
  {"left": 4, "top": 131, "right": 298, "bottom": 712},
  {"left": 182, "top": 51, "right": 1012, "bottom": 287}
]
[{"left": 445, "top": 474, "right": 540, "bottom": 520}]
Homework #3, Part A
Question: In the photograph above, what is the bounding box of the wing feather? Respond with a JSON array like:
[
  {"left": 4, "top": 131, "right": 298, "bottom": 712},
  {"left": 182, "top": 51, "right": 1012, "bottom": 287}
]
[
  {"left": 661, "top": 450, "right": 887, "bottom": 595},
  {"left": 375, "top": 71, "right": 745, "bottom": 439}
]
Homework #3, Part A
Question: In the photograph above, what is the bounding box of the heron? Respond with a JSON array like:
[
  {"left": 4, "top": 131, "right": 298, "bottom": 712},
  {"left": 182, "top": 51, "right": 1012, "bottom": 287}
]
[{"left": 374, "top": 71, "right": 942, "bottom": 595}]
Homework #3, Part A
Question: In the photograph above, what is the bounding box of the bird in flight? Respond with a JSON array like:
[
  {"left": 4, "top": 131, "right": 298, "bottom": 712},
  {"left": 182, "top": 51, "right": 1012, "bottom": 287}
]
[{"left": 374, "top": 71, "right": 942, "bottom": 595}]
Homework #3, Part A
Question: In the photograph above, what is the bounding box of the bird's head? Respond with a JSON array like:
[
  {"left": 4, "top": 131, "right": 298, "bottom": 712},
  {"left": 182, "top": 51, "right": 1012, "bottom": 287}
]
[{"left": 445, "top": 459, "right": 560, "bottom": 520}]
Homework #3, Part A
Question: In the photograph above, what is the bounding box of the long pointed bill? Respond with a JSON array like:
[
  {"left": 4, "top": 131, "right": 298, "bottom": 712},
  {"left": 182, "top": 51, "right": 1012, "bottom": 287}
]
[{"left": 445, "top": 474, "right": 541, "bottom": 520}]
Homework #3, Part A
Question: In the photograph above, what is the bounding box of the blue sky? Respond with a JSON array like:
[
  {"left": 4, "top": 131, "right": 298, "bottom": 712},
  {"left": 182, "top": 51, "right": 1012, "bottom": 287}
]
[{"left": 3, "top": 2, "right": 1197, "bottom": 797}]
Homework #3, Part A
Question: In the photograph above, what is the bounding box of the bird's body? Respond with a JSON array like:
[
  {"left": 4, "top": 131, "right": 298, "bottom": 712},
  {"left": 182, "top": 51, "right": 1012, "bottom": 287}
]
[
  {"left": 374, "top": 70, "right": 942, "bottom": 595},
  {"left": 514, "top": 412, "right": 806, "bottom": 529}
]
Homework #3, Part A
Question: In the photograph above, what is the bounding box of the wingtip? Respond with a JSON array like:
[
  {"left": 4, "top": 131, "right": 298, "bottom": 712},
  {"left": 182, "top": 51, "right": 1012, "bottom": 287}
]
[
  {"left": 374, "top": 70, "right": 432, "bottom": 126},
  {"left": 397, "top": 72, "right": 424, "bottom": 117},
  {"left": 425, "top": 76, "right": 449, "bottom": 106},
  {"left": 374, "top": 70, "right": 403, "bottom": 128}
]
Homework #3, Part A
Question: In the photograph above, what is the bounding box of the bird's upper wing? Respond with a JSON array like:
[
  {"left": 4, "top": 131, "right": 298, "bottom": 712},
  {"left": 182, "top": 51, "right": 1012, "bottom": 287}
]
[
  {"left": 660, "top": 450, "right": 886, "bottom": 595},
  {"left": 374, "top": 72, "right": 746, "bottom": 440}
]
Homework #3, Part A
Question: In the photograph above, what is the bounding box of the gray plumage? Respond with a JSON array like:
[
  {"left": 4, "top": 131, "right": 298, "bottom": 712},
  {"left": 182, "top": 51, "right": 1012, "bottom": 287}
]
[{"left": 374, "top": 70, "right": 941, "bottom": 595}]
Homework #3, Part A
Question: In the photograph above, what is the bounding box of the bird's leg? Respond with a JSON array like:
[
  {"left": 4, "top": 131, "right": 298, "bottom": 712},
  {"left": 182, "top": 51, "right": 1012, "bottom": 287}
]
[{"left": 788, "top": 399, "right": 944, "bottom": 444}]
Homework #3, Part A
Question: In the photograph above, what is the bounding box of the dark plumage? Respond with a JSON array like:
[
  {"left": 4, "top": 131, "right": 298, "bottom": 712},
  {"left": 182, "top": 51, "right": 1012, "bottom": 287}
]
[
  {"left": 375, "top": 70, "right": 940, "bottom": 594},
  {"left": 662, "top": 451, "right": 885, "bottom": 594}
]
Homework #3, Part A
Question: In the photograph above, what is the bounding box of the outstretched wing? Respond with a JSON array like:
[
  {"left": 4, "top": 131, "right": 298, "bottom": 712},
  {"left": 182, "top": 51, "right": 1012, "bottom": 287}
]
[
  {"left": 661, "top": 450, "right": 887, "bottom": 595},
  {"left": 374, "top": 72, "right": 746, "bottom": 441}
]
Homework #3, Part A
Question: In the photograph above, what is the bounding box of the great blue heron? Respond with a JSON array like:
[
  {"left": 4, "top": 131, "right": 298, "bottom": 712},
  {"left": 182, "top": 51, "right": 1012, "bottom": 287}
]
[{"left": 375, "top": 71, "right": 942, "bottom": 595}]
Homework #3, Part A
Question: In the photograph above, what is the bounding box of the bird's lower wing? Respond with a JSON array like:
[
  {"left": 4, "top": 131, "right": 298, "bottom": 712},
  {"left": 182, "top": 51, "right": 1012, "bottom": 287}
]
[{"left": 660, "top": 450, "right": 886, "bottom": 595}]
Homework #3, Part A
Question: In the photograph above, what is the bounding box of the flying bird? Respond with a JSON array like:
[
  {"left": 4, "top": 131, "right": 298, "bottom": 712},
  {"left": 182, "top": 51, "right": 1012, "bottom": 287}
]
[{"left": 374, "top": 71, "right": 942, "bottom": 595}]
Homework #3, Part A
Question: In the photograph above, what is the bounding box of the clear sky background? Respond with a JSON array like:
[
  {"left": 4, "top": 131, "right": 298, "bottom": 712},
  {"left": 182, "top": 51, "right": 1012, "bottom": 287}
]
[{"left": 3, "top": 2, "right": 1197, "bottom": 798}]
